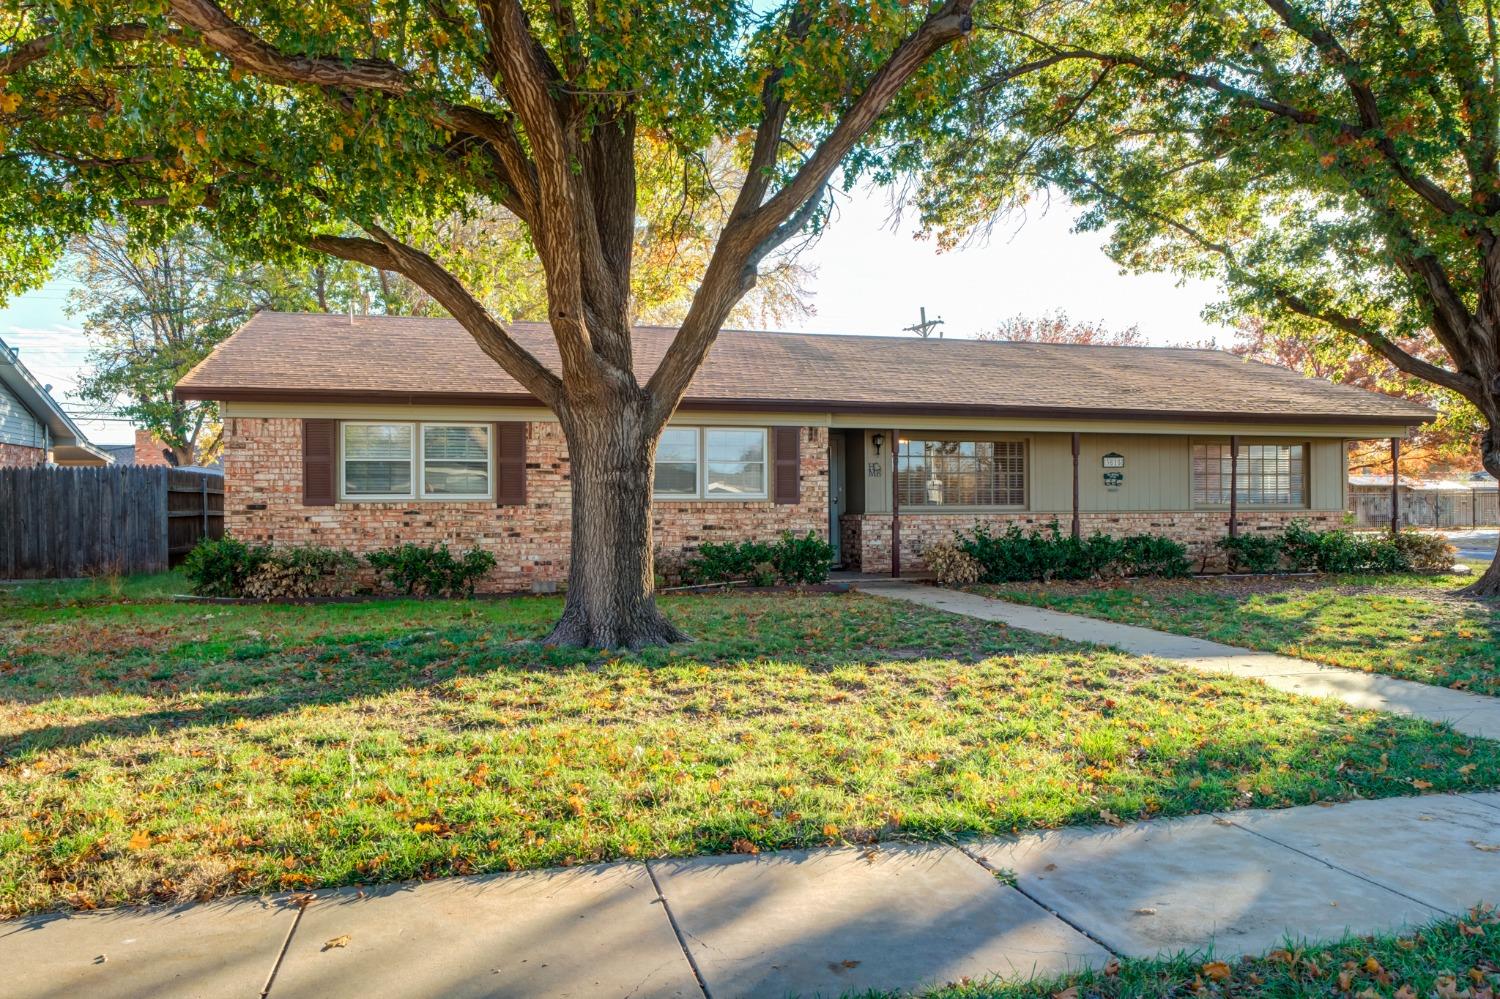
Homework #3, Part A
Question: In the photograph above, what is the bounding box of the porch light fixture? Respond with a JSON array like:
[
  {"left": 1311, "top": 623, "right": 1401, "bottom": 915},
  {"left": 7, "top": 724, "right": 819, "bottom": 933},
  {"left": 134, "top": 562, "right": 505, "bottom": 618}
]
[{"left": 872, "top": 433, "right": 885, "bottom": 454}]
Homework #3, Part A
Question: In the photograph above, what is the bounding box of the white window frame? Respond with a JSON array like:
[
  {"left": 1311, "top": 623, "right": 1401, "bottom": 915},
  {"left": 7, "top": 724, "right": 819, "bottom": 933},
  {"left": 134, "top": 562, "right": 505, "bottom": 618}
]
[
  {"left": 340, "top": 420, "right": 416, "bottom": 502},
  {"left": 653, "top": 426, "right": 702, "bottom": 500},
  {"left": 419, "top": 422, "right": 494, "bottom": 501},
  {"left": 653, "top": 426, "right": 769, "bottom": 501},
  {"left": 338, "top": 421, "right": 495, "bottom": 502}
]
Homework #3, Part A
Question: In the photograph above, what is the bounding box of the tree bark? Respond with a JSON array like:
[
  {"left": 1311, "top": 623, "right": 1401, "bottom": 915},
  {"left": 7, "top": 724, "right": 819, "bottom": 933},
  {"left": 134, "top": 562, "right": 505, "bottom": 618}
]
[
  {"left": 544, "top": 388, "right": 688, "bottom": 648},
  {"left": 1462, "top": 418, "right": 1500, "bottom": 598}
]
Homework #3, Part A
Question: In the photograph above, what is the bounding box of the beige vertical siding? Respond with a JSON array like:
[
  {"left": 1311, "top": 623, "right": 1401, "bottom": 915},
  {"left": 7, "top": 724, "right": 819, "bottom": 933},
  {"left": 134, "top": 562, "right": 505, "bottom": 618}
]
[{"left": 853, "top": 429, "right": 1348, "bottom": 515}]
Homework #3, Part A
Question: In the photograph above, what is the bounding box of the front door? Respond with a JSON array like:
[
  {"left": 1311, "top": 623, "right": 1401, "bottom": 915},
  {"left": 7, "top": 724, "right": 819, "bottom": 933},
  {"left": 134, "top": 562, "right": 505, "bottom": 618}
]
[{"left": 828, "top": 432, "right": 846, "bottom": 566}]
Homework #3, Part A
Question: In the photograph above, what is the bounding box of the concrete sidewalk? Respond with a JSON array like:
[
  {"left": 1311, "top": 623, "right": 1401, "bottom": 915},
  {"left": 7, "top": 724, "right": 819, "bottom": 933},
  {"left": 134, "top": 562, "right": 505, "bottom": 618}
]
[
  {"left": 6, "top": 794, "right": 1499, "bottom": 999},
  {"left": 858, "top": 580, "right": 1500, "bottom": 742}
]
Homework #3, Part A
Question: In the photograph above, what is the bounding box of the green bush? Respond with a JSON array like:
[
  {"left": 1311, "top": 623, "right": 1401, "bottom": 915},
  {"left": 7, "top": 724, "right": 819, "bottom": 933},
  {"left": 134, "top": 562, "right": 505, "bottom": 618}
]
[
  {"left": 366, "top": 543, "right": 497, "bottom": 596},
  {"left": 771, "top": 531, "right": 834, "bottom": 584},
  {"left": 685, "top": 532, "right": 833, "bottom": 586},
  {"left": 182, "top": 537, "right": 267, "bottom": 597},
  {"left": 951, "top": 522, "right": 1189, "bottom": 583},
  {"left": 1217, "top": 533, "right": 1284, "bottom": 574},
  {"left": 686, "top": 540, "right": 777, "bottom": 585},
  {"left": 243, "top": 546, "right": 361, "bottom": 599},
  {"left": 1119, "top": 534, "right": 1192, "bottom": 578},
  {"left": 1279, "top": 519, "right": 1325, "bottom": 572}
]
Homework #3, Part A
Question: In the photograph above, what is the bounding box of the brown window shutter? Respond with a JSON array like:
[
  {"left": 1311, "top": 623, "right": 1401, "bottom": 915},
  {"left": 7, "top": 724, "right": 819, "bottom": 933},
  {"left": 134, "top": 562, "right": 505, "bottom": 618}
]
[
  {"left": 302, "top": 419, "right": 336, "bottom": 506},
  {"left": 495, "top": 422, "right": 527, "bottom": 505},
  {"left": 773, "top": 426, "right": 801, "bottom": 505}
]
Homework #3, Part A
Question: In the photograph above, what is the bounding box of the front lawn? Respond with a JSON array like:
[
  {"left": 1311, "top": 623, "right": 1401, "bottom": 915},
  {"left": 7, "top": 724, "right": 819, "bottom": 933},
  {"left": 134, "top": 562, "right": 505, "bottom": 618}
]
[
  {"left": 2, "top": 576, "right": 1497, "bottom": 916},
  {"left": 979, "top": 566, "right": 1500, "bottom": 694}
]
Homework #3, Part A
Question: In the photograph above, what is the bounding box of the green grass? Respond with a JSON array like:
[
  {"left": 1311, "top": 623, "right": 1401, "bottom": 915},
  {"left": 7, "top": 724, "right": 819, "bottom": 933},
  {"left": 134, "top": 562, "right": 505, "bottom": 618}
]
[
  {"left": 977, "top": 566, "right": 1500, "bottom": 695},
  {"left": 2, "top": 574, "right": 1498, "bottom": 916},
  {"left": 898, "top": 909, "right": 1500, "bottom": 998}
]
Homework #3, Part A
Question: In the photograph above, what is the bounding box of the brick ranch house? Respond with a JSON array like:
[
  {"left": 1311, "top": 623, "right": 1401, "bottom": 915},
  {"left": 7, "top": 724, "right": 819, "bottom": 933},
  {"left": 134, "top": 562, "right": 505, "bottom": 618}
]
[{"left": 174, "top": 312, "right": 1431, "bottom": 590}]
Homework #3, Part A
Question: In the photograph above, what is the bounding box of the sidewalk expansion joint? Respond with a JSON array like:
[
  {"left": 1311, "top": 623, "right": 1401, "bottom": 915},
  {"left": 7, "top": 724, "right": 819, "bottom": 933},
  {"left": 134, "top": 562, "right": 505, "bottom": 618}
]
[
  {"left": 644, "top": 861, "right": 713, "bottom": 999},
  {"left": 947, "top": 838, "right": 1121, "bottom": 959},
  {"left": 1210, "top": 813, "right": 1453, "bottom": 918}
]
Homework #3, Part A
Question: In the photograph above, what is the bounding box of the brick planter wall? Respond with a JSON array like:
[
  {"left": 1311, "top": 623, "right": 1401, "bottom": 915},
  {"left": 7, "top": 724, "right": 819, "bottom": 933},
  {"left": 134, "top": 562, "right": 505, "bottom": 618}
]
[
  {"left": 0, "top": 442, "right": 45, "bottom": 467},
  {"left": 222, "top": 417, "right": 828, "bottom": 592},
  {"left": 840, "top": 509, "right": 1347, "bottom": 575}
]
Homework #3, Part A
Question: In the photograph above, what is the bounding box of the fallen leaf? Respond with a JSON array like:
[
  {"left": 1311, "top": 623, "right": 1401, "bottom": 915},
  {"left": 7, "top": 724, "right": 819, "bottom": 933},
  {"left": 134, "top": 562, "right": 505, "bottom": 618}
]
[
  {"left": 1052, "top": 988, "right": 1079, "bottom": 999},
  {"left": 1472, "top": 842, "right": 1500, "bottom": 853},
  {"left": 1202, "top": 961, "right": 1232, "bottom": 981},
  {"left": 322, "top": 934, "right": 351, "bottom": 951}
]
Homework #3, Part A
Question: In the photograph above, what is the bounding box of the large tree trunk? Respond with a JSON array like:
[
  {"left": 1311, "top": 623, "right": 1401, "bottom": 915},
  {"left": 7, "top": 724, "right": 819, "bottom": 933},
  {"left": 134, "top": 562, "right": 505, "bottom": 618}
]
[
  {"left": 544, "top": 390, "right": 689, "bottom": 648},
  {"left": 1462, "top": 418, "right": 1500, "bottom": 598}
]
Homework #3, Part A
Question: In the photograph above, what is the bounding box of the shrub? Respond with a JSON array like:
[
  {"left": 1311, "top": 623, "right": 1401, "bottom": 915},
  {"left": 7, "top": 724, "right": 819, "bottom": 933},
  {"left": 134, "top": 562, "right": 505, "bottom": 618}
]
[
  {"left": 243, "top": 546, "right": 361, "bottom": 599},
  {"left": 686, "top": 540, "right": 777, "bottom": 585},
  {"left": 366, "top": 543, "right": 497, "bottom": 597},
  {"left": 1394, "top": 530, "right": 1457, "bottom": 572},
  {"left": 182, "top": 537, "right": 267, "bottom": 597},
  {"left": 771, "top": 531, "right": 834, "bottom": 584},
  {"left": 685, "top": 532, "right": 832, "bottom": 586},
  {"left": 1279, "top": 519, "right": 1325, "bottom": 572},
  {"left": 924, "top": 540, "right": 984, "bottom": 587},
  {"left": 1217, "top": 533, "right": 1284, "bottom": 574},
  {"left": 951, "top": 523, "right": 1189, "bottom": 583},
  {"left": 1119, "top": 534, "right": 1192, "bottom": 578}
]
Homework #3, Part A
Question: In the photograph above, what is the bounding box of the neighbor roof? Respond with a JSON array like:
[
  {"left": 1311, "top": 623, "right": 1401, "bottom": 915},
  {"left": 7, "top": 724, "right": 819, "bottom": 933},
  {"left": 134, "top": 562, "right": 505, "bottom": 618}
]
[
  {"left": 0, "top": 335, "right": 111, "bottom": 464},
  {"left": 175, "top": 312, "right": 1433, "bottom": 426}
]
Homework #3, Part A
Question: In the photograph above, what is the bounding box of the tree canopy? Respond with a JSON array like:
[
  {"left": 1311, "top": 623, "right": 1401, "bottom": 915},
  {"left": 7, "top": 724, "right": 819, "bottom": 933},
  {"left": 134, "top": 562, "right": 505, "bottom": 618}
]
[{"left": 914, "top": 0, "right": 1500, "bottom": 590}]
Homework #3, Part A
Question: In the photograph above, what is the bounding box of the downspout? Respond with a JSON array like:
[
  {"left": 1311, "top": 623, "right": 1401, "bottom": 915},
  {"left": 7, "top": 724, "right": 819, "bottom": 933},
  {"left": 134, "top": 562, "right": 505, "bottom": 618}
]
[{"left": 890, "top": 428, "right": 900, "bottom": 578}]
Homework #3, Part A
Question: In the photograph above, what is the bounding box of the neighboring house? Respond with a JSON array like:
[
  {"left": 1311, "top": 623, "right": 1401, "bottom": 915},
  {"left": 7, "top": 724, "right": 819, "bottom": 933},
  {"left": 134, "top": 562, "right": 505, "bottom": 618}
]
[
  {"left": 1349, "top": 474, "right": 1499, "bottom": 529},
  {"left": 175, "top": 312, "right": 1430, "bottom": 588},
  {"left": 0, "top": 335, "right": 110, "bottom": 467}
]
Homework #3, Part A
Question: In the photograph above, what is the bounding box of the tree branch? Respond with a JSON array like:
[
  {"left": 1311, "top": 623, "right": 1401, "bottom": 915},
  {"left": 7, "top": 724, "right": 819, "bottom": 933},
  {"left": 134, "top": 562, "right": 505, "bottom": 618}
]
[
  {"left": 645, "top": 0, "right": 979, "bottom": 422},
  {"left": 307, "top": 231, "right": 563, "bottom": 407}
]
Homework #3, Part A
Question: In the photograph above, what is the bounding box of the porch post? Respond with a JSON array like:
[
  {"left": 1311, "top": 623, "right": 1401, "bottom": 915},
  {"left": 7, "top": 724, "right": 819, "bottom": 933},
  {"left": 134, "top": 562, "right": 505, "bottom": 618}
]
[
  {"left": 1228, "top": 435, "right": 1240, "bottom": 539},
  {"left": 1070, "top": 432, "right": 1081, "bottom": 540},
  {"left": 1391, "top": 436, "right": 1401, "bottom": 536},
  {"left": 890, "top": 428, "right": 901, "bottom": 578}
]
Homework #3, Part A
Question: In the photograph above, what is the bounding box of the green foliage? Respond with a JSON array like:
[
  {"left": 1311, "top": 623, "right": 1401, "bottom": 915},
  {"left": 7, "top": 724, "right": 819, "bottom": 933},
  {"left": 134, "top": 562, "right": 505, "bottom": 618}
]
[
  {"left": 365, "top": 543, "right": 497, "bottom": 597},
  {"left": 951, "top": 523, "right": 1189, "bottom": 583},
  {"left": 1216, "top": 533, "right": 1284, "bottom": 574},
  {"left": 1118, "top": 534, "right": 1192, "bottom": 578},
  {"left": 181, "top": 537, "right": 267, "bottom": 597},
  {"left": 686, "top": 532, "right": 833, "bottom": 586},
  {"left": 1279, "top": 519, "right": 1326, "bottom": 573},
  {"left": 770, "top": 531, "right": 834, "bottom": 584},
  {"left": 242, "top": 546, "right": 362, "bottom": 599},
  {"left": 912, "top": 0, "right": 1500, "bottom": 468}
]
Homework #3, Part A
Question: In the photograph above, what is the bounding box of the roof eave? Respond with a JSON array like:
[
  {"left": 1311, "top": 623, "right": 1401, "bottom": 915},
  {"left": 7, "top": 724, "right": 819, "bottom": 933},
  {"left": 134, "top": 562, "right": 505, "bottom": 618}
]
[{"left": 175, "top": 384, "right": 1433, "bottom": 428}]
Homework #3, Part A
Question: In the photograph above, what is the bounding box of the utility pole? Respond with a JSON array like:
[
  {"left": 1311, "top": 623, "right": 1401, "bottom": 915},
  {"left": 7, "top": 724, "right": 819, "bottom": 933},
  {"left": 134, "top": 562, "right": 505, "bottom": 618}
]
[{"left": 904, "top": 306, "right": 944, "bottom": 338}]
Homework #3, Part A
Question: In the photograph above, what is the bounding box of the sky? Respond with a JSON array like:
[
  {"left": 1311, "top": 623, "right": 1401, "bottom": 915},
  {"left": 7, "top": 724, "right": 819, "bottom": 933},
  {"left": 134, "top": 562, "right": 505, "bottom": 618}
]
[{"left": 0, "top": 189, "right": 1226, "bottom": 446}]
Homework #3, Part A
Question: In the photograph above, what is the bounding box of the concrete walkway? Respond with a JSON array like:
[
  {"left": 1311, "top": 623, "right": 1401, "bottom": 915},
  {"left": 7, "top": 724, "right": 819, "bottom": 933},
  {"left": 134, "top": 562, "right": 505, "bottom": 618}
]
[
  {"left": 6, "top": 794, "right": 1499, "bottom": 999},
  {"left": 858, "top": 580, "right": 1500, "bottom": 742}
]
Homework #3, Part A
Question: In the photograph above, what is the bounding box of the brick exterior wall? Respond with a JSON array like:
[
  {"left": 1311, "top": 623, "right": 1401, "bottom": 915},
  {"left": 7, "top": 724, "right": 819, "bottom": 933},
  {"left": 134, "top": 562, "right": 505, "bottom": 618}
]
[
  {"left": 841, "top": 509, "right": 1348, "bottom": 575},
  {"left": 0, "top": 441, "right": 45, "bottom": 467},
  {"left": 134, "top": 429, "right": 173, "bottom": 466},
  {"left": 222, "top": 417, "right": 829, "bottom": 592}
]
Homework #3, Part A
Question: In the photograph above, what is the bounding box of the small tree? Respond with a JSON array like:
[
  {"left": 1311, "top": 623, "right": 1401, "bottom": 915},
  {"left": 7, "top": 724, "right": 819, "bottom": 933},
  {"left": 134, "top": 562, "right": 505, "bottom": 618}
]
[
  {"left": 1, "top": 0, "right": 1018, "bottom": 644},
  {"left": 978, "top": 309, "right": 1146, "bottom": 345}
]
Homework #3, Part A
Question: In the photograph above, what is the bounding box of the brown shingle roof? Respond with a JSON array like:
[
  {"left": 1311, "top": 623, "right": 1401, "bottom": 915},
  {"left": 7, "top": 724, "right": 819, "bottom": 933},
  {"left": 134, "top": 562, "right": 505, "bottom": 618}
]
[{"left": 175, "top": 312, "right": 1432, "bottom": 425}]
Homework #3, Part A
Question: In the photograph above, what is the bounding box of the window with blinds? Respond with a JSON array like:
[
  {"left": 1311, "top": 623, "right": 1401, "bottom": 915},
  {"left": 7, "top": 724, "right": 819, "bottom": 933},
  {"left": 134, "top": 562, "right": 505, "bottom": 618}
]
[
  {"left": 896, "top": 439, "right": 1026, "bottom": 508},
  {"left": 1192, "top": 442, "right": 1307, "bottom": 506},
  {"left": 340, "top": 422, "right": 492, "bottom": 500}
]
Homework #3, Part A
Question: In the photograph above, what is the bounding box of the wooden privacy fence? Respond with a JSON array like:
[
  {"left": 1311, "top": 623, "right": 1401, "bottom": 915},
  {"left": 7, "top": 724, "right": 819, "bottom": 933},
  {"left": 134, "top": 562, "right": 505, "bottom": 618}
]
[
  {"left": 1349, "top": 486, "right": 1500, "bottom": 529},
  {"left": 0, "top": 466, "right": 224, "bottom": 578}
]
